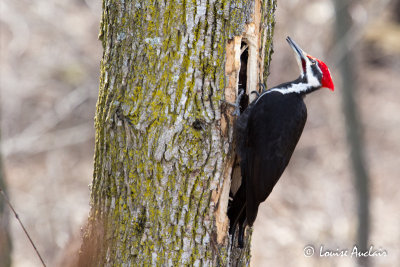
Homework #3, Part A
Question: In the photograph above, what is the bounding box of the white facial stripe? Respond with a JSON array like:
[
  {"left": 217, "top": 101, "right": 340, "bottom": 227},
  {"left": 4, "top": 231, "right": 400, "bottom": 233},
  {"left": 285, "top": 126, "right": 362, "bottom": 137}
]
[
  {"left": 306, "top": 62, "right": 320, "bottom": 87},
  {"left": 254, "top": 56, "right": 323, "bottom": 104}
]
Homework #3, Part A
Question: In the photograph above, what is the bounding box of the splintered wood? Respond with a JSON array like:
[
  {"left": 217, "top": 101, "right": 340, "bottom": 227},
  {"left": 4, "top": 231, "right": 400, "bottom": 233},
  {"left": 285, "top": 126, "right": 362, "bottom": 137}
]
[{"left": 216, "top": 0, "right": 264, "bottom": 244}]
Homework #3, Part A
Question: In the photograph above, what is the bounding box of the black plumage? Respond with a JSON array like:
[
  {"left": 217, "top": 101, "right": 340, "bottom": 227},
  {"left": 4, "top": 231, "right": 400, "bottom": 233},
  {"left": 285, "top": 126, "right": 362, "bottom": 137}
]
[
  {"left": 229, "top": 89, "right": 307, "bottom": 247},
  {"left": 228, "top": 36, "right": 334, "bottom": 248}
]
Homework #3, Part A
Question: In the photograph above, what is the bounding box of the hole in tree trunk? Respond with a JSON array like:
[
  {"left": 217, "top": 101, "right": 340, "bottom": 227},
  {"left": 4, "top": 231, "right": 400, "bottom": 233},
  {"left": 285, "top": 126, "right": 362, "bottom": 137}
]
[
  {"left": 229, "top": 41, "right": 250, "bottom": 197},
  {"left": 238, "top": 41, "right": 249, "bottom": 114}
]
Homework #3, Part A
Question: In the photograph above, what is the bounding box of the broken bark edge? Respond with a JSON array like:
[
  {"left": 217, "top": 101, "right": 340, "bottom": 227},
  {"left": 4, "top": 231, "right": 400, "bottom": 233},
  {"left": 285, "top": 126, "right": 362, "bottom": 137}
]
[{"left": 215, "top": 0, "right": 263, "bottom": 243}]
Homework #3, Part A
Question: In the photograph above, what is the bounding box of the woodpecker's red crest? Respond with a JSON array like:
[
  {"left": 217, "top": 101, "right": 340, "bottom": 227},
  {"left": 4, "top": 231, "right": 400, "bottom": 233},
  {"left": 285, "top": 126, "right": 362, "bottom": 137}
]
[
  {"left": 308, "top": 55, "right": 334, "bottom": 91},
  {"left": 286, "top": 36, "right": 334, "bottom": 92}
]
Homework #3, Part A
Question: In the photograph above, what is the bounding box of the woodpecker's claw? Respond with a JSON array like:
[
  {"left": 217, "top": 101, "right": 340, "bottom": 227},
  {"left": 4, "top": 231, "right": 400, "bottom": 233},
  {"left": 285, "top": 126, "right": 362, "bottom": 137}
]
[
  {"left": 232, "top": 107, "right": 241, "bottom": 116},
  {"left": 232, "top": 90, "right": 244, "bottom": 116},
  {"left": 223, "top": 90, "right": 244, "bottom": 116},
  {"left": 251, "top": 91, "right": 260, "bottom": 97},
  {"left": 249, "top": 84, "right": 265, "bottom": 99},
  {"left": 259, "top": 83, "right": 267, "bottom": 93}
]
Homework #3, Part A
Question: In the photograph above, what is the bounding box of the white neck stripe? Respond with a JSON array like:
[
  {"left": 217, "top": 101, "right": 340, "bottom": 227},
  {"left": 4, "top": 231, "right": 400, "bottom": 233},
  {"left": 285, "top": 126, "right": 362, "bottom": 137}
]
[
  {"left": 255, "top": 62, "right": 322, "bottom": 104},
  {"left": 255, "top": 83, "right": 310, "bottom": 104}
]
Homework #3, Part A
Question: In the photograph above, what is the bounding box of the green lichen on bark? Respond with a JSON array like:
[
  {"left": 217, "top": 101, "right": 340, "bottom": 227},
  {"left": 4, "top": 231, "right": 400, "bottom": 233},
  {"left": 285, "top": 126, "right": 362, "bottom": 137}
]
[
  {"left": 80, "top": 0, "right": 276, "bottom": 266},
  {"left": 262, "top": 0, "right": 277, "bottom": 85}
]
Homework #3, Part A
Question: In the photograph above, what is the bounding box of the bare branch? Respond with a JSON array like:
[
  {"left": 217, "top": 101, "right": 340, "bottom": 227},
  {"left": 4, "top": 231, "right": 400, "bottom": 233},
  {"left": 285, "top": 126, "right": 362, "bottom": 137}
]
[{"left": 0, "top": 188, "right": 47, "bottom": 267}]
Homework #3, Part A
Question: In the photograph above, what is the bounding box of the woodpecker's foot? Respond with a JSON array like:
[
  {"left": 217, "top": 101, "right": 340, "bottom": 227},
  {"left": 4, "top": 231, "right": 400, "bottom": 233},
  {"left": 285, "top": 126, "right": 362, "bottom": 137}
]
[
  {"left": 250, "top": 91, "right": 260, "bottom": 97},
  {"left": 232, "top": 90, "right": 244, "bottom": 116},
  {"left": 259, "top": 83, "right": 267, "bottom": 93},
  {"left": 248, "top": 84, "right": 265, "bottom": 100},
  {"left": 222, "top": 90, "right": 244, "bottom": 116}
]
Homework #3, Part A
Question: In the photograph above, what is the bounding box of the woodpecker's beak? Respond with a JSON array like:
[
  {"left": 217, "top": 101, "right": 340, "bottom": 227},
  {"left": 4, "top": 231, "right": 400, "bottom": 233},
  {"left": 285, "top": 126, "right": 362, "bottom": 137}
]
[{"left": 286, "top": 36, "right": 307, "bottom": 74}]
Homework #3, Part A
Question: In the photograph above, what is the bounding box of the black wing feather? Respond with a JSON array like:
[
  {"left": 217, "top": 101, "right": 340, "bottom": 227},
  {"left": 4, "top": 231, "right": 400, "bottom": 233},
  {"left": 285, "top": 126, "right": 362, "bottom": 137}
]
[{"left": 245, "top": 92, "right": 307, "bottom": 226}]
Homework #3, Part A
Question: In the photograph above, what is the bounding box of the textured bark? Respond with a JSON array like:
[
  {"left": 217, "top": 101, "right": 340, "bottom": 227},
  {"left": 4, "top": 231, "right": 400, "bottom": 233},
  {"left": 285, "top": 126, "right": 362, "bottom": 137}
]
[{"left": 79, "top": 0, "right": 276, "bottom": 265}]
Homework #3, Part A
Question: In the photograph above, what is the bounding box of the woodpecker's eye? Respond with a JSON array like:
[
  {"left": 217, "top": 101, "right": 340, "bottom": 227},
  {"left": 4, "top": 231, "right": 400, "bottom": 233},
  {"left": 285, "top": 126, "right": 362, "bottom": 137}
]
[{"left": 307, "top": 56, "right": 316, "bottom": 65}]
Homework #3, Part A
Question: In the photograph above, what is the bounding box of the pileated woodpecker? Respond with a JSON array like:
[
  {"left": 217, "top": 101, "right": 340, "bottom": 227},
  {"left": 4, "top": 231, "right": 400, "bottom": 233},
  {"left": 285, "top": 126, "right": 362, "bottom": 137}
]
[{"left": 228, "top": 36, "right": 334, "bottom": 248}]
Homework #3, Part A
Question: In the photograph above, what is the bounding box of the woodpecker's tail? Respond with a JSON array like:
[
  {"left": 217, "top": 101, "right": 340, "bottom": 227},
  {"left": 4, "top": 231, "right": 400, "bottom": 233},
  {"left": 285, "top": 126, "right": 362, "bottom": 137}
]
[{"left": 228, "top": 184, "right": 246, "bottom": 248}]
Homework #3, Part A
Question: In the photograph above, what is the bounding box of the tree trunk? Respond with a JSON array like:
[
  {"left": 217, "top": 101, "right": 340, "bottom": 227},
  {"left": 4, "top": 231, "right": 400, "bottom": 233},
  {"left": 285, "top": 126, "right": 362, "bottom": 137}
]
[
  {"left": 333, "top": 1, "right": 370, "bottom": 267},
  {"left": 0, "top": 163, "right": 12, "bottom": 267},
  {"left": 0, "top": 110, "right": 12, "bottom": 267},
  {"left": 79, "top": 0, "right": 276, "bottom": 265}
]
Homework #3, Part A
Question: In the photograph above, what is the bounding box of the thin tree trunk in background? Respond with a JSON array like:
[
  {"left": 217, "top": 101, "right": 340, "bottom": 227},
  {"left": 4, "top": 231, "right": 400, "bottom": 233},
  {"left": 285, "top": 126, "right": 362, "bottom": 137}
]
[
  {"left": 0, "top": 164, "right": 12, "bottom": 267},
  {"left": 0, "top": 142, "right": 12, "bottom": 267},
  {"left": 79, "top": 0, "right": 276, "bottom": 265},
  {"left": 395, "top": 0, "right": 400, "bottom": 22},
  {"left": 333, "top": 1, "right": 370, "bottom": 267}
]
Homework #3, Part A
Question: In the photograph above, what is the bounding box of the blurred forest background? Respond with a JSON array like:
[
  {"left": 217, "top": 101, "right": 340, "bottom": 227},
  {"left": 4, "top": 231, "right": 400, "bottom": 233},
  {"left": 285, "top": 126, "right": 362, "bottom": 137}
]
[{"left": 1, "top": 0, "right": 399, "bottom": 266}]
